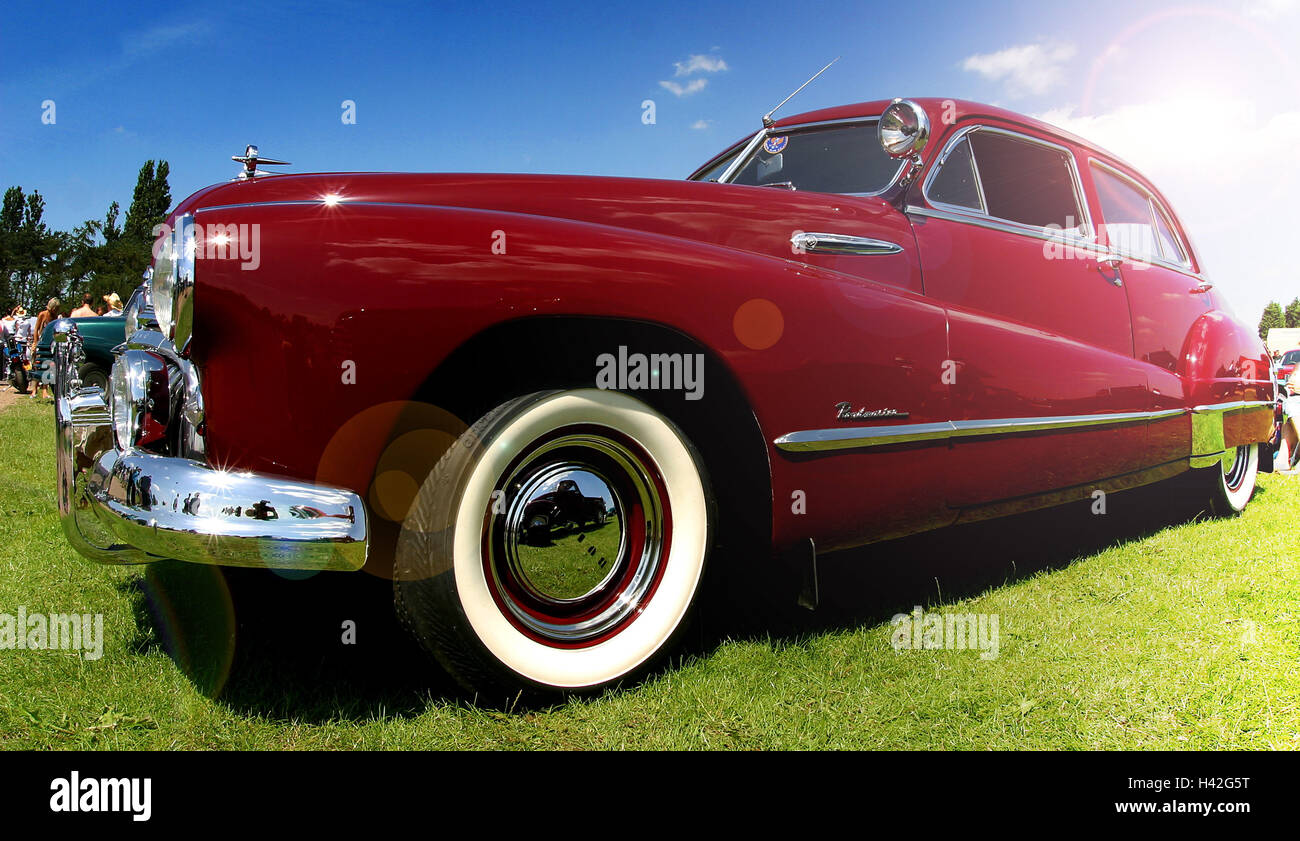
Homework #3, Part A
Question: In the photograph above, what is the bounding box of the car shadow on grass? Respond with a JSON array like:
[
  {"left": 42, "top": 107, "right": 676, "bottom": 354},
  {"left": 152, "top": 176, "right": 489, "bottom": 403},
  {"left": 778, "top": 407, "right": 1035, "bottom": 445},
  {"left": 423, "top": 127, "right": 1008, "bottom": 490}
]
[
  {"left": 119, "top": 473, "right": 1228, "bottom": 717},
  {"left": 693, "top": 473, "right": 1225, "bottom": 646},
  {"left": 121, "top": 563, "right": 464, "bottom": 721}
]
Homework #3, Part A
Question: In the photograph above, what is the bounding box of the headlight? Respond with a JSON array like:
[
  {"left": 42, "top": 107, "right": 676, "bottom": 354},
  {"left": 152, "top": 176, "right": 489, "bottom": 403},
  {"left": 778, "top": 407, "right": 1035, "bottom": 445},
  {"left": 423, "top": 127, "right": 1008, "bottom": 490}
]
[
  {"left": 110, "top": 350, "right": 169, "bottom": 450},
  {"left": 152, "top": 214, "right": 194, "bottom": 344},
  {"left": 110, "top": 362, "right": 138, "bottom": 449}
]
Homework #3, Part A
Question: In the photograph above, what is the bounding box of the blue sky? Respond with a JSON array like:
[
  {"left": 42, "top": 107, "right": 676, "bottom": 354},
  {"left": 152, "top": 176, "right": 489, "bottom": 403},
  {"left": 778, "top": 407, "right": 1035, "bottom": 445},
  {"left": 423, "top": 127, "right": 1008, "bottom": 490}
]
[{"left": 2, "top": 0, "right": 1298, "bottom": 321}]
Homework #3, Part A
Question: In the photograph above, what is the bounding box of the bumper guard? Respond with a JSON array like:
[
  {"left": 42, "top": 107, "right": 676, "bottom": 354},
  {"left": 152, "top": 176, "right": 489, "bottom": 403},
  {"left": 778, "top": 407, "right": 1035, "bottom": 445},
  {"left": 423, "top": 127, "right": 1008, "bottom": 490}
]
[{"left": 52, "top": 320, "right": 368, "bottom": 571}]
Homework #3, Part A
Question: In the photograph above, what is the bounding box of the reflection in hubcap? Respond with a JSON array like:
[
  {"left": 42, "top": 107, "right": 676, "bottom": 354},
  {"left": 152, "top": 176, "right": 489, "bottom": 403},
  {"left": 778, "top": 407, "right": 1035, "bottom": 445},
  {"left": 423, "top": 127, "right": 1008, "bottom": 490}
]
[
  {"left": 506, "top": 465, "right": 624, "bottom": 601},
  {"left": 484, "top": 432, "right": 669, "bottom": 645}
]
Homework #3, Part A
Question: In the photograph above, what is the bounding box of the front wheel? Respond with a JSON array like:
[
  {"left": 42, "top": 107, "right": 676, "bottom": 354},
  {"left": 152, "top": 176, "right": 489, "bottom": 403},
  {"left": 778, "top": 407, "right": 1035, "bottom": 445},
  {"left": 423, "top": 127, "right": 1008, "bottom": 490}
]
[
  {"left": 77, "top": 363, "right": 108, "bottom": 393},
  {"left": 394, "top": 389, "right": 713, "bottom": 698}
]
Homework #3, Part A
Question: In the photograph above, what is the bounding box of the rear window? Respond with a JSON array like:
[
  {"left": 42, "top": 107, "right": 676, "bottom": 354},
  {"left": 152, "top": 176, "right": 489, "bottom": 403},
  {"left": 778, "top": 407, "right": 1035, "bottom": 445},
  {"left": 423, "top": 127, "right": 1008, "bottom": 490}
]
[{"left": 1091, "top": 163, "right": 1190, "bottom": 266}]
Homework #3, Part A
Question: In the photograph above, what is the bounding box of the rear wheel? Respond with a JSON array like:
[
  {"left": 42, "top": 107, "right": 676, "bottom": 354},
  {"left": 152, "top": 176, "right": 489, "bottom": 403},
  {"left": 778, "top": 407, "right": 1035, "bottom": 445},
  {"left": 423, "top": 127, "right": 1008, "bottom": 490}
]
[
  {"left": 11, "top": 367, "right": 27, "bottom": 394},
  {"left": 394, "top": 389, "right": 713, "bottom": 698},
  {"left": 1206, "top": 443, "right": 1259, "bottom": 516}
]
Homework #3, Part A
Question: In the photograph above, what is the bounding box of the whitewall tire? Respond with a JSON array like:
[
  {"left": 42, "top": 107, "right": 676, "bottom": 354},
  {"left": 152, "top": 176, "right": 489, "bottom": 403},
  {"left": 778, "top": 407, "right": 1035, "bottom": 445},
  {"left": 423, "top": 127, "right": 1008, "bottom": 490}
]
[
  {"left": 395, "top": 389, "right": 712, "bottom": 696},
  {"left": 1208, "top": 443, "right": 1258, "bottom": 516}
]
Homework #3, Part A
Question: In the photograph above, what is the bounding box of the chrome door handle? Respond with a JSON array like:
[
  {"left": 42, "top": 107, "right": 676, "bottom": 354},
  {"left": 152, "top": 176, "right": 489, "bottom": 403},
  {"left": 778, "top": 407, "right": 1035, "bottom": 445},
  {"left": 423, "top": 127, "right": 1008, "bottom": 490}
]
[
  {"left": 791, "top": 232, "right": 903, "bottom": 256},
  {"left": 1098, "top": 252, "right": 1124, "bottom": 287},
  {"left": 1190, "top": 280, "right": 1214, "bottom": 294}
]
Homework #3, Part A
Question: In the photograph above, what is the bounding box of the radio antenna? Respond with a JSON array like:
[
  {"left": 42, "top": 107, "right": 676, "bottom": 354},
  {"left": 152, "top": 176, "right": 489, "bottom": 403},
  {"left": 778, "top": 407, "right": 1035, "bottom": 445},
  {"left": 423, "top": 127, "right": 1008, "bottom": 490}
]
[{"left": 762, "top": 56, "right": 840, "bottom": 127}]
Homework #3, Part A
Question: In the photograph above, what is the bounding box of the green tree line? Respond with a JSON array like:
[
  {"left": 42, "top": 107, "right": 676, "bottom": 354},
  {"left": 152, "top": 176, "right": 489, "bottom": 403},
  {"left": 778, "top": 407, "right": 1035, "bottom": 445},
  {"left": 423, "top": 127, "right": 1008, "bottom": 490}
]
[
  {"left": 0, "top": 161, "right": 170, "bottom": 315},
  {"left": 1259, "top": 298, "right": 1300, "bottom": 341}
]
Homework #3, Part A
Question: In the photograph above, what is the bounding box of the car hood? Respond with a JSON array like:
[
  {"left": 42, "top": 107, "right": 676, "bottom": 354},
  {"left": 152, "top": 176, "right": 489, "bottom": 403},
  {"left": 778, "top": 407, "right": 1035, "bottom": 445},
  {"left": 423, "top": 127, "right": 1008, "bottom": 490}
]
[{"left": 176, "top": 172, "right": 912, "bottom": 270}]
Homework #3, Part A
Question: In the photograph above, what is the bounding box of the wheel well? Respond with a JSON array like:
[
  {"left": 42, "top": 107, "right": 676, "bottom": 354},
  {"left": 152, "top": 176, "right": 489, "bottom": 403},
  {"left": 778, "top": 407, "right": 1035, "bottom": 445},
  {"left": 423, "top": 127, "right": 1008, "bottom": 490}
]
[{"left": 415, "top": 316, "right": 774, "bottom": 554}]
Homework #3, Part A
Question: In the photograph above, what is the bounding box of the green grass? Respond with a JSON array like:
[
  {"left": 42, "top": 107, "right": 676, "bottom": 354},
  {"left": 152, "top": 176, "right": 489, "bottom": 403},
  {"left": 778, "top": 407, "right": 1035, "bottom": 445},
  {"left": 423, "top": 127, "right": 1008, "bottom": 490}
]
[
  {"left": 521, "top": 519, "right": 622, "bottom": 598},
  {"left": 1, "top": 396, "right": 1297, "bottom": 749}
]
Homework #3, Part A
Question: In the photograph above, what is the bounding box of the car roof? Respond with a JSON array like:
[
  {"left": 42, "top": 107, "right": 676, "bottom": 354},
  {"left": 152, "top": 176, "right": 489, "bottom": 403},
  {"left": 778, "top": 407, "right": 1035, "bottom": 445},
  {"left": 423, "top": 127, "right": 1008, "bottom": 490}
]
[{"left": 768, "top": 97, "right": 1137, "bottom": 170}]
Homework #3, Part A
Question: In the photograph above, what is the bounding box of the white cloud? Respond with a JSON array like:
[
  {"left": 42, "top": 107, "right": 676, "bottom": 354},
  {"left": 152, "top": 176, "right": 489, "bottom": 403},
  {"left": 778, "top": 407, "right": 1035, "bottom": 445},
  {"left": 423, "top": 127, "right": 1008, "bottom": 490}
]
[
  {"left": 122, "top": 22, "right": 208, "bottom": 58},
  {"left": 1037, "top": 99, "right": 1300, "bottom": 322},
  {"left": 1243, "top": 0, "right": 1297, "bottom": 19},
  {"left": 659, "top": 78, "right": 708, "bottom": 97},
  {"left": 674, "top": 54, "right": 728, "bottom": 76},
  {"left": 962, "top": 43, "right": 1077, "bottom": 97},
  {"left": 690, "top": 119, "right": 710, "bottom": 130}
]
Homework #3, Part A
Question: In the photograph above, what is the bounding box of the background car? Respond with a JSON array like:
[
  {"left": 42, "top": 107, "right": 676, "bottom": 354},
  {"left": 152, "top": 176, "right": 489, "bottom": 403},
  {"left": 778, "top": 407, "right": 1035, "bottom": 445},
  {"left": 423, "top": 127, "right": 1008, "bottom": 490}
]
[
  {"left": 1276, "top": 348, "right": 1300, "bottom": 386},
  {"left": 32, "top": 284, "right": 151, "bottom": 390}
]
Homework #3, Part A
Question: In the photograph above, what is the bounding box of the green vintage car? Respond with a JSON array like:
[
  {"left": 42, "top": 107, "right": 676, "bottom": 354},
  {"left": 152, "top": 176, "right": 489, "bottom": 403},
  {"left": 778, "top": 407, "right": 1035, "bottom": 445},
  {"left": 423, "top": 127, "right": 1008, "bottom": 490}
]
[{"left": 33, "top": 285, "right": 152, "bottom": 391}]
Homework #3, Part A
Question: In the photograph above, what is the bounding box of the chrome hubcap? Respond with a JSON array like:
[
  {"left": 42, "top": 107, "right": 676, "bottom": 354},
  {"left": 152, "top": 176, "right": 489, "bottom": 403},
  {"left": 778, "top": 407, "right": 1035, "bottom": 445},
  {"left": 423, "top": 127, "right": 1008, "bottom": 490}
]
[
  {"left": 1222, "top": 444, "right": 1250, "bottom": 492},
  {"left": 505, "top": 464, "right": 624, "bottom": 602},
  {"left": 485, "top": 432, "right": 668, "bottom": 644}
]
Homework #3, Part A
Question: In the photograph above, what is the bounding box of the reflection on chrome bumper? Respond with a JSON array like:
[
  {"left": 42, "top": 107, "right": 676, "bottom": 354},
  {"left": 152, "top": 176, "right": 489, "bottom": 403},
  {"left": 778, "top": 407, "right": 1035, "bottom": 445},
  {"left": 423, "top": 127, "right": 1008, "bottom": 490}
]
[{"left": 53, "top": 321, "right": 367, "bottom": 571}]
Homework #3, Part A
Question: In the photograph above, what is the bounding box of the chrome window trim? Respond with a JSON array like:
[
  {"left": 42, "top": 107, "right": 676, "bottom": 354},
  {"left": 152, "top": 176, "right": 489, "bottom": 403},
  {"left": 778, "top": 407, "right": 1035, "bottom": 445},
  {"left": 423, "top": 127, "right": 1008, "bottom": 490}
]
[
  {"left": 700, "top": 116, "right": 907, "bottom": 196},
  {"left": 772, "top": 403, "right": 1272, "bottom": 454},
  {"left": 1087, "top": 158, "right": 1196, "bottom": 273},
  {"left": 904, "top": 205, "right": 1107, "bottom": 254},
  {"left": 925, "top": 134, "right": 986, "bottom": 214},
  {"left": 920, "top": 124, "right": 1096, "bottom": 240},
  {"left": 1148, "top": 197, "right": 1188, "bottom": 265}
]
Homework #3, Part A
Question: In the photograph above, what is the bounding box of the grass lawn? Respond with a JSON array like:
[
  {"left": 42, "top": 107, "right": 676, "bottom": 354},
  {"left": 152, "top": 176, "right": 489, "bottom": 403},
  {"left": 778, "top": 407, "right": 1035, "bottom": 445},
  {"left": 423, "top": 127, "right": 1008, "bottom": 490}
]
[{"left": 1, "top": 396, "right": 1297, "bottom": 749}]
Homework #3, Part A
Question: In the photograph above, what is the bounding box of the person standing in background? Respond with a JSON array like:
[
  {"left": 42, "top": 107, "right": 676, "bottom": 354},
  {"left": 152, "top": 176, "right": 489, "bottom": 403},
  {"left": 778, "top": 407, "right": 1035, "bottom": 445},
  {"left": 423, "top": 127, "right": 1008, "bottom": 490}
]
[
  {"left": 70, "top": 293, "right": 96, "bottom": 318},
  {"left": 29, "top": 298, "right": 60, "bottom": 400},
  {"left": 103, "top": 292, "right": 124, "bottom": 316}
]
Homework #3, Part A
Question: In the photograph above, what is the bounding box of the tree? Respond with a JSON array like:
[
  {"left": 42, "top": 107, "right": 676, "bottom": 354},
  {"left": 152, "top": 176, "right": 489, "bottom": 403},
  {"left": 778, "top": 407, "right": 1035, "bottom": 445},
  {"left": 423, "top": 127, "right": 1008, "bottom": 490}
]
[
  {"left": 122, "top": 161, "right": 171, "bottom": 242},
  {"left": 0, "top": 186, "right": 60, "bottom": 312},
  {"left": 1259, "top": 301, "right": 1285, "bottom": 340},
  {"left": 1286, "top": 298, "right": 1300, "bottom": 329}
]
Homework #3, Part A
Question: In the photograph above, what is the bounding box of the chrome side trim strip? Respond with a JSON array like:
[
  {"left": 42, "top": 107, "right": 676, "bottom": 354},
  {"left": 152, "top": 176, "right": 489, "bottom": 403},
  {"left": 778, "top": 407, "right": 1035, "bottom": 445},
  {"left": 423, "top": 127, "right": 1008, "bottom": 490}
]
[
  {"left": 775, "top": 422, "right": 953, "bottom": 453},
  {"left": 775, "top": 407, "right": 1195, "bottom": 453},
  {"left": 775, "top": 401, "right": 1276, "bottom": 453},
  {"left": 1191, "top": 400, "right": 1273, "bottom": 414},
  {"left": 950, "top": 411, "right": 1153, "bottom": 437}
]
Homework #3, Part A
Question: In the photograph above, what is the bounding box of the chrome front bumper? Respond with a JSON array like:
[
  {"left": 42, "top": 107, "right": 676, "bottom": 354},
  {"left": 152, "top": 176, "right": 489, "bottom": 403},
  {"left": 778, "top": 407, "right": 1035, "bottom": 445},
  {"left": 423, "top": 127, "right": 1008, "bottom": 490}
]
[{"left": 53, "top": 322, "right": 368, "bottom": 571}]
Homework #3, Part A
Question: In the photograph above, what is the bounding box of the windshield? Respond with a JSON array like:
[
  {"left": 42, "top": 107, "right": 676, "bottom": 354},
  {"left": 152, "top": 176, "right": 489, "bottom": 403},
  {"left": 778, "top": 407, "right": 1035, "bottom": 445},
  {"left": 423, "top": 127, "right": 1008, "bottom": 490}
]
[
  {"left": 691, "top": 120, "right": 901, "bottom": 195},
  {"left": 1282, "top": 350, "right": 1300, "bottom": 365}
]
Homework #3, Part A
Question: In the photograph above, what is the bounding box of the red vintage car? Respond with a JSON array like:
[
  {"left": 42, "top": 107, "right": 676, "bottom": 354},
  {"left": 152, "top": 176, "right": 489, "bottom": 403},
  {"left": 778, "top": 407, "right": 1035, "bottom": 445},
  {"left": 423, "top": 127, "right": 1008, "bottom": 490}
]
[{"left": 51, "top": 98, "right": 1276, "bottom": 697}]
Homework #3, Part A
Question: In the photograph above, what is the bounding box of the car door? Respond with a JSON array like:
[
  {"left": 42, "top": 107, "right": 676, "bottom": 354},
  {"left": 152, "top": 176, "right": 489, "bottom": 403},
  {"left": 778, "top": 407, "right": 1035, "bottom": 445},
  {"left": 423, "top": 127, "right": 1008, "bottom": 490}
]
[
  {"left": 906, "top": 122, "right": 1150, "bottom": 506},
  {"left": 1085, "top": 159, "right": 1215, "bottom": 466}
]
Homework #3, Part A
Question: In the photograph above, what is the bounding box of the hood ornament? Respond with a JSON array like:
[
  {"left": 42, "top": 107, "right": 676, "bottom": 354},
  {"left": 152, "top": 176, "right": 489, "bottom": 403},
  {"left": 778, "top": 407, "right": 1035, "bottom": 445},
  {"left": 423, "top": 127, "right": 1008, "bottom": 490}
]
[{"left": 232, "top": 145, "right": 291, "bottom": 180}]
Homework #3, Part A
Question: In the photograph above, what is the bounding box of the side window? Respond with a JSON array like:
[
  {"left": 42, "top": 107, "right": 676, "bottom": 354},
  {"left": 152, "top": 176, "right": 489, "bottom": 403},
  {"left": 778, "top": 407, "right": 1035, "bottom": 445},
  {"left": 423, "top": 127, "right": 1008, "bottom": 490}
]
[
  {"left": 966, "top": 131, "right": 1083, "bottom": 230},
  {"left": 924, "top": 127, "right": 1085, "bottom": 233},
  {"left": 1151, "top": 202, "right": 1187, "bottom": 265},
  {"left": 928, "top": 137, "right": 983, "bottom": 211},
  {"left": 1091, "top": 164, "right": 1188, "bottom": 266},
  {"left": 693, "top": 151, "right": 740, "bottom": 182}
]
